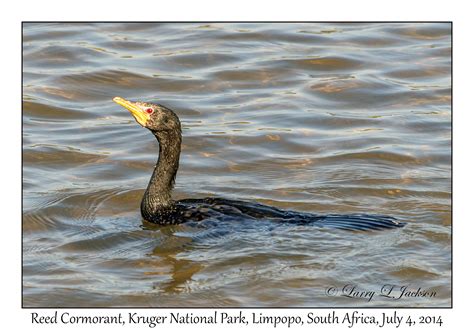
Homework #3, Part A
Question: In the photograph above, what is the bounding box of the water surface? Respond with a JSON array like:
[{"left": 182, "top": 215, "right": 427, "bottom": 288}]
[{"left": 23, "top": 22, "right": 451, "bottom": 307}]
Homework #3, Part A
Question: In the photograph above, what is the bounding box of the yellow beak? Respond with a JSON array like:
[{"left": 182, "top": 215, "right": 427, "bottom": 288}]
[{"left": 113, "top": 96, "right": 148, "bottom": 127}]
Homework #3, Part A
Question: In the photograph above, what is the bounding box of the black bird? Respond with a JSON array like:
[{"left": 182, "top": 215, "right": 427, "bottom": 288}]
[{"left": 113, "top": 97, "right": 405, "bottom": 231}]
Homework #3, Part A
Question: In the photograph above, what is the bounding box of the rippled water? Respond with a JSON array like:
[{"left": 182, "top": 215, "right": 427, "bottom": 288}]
[{"left": 22, "top": 22, "right": 451, "bottom": 307}]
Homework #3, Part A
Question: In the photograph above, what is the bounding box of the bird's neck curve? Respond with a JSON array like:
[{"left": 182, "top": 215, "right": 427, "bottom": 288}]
[{"left": 141, "top": 129, "right": 181, "bottom": 219}]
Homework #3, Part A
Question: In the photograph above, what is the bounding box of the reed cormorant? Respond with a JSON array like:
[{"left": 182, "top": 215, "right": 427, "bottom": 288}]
[{"left": 113, "top": 96, "right": 405, "bottom": 230}]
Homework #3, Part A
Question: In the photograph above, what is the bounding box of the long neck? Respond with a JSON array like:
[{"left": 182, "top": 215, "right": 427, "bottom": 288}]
[{"left": 141, "top": 129, "right": 181, "bottom": 218}]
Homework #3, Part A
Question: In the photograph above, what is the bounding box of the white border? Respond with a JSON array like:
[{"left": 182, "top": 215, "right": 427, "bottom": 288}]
[{"left": 3, "top": 1, "right": 468, "bottom": 329}]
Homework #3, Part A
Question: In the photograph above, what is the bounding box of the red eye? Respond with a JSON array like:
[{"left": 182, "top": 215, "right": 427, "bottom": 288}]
[{"left": 146, "top": 108, "right": 154, "bottom": 114}]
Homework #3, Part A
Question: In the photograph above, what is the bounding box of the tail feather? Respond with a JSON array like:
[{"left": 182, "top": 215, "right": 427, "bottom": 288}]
[{"left": 287, "top": 214, "right": 406, "bottom": 231}]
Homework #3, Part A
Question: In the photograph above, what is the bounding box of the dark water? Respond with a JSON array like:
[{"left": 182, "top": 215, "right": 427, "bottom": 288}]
[{"left": 22, "top": 23, "right": 451, "bottom": 307}]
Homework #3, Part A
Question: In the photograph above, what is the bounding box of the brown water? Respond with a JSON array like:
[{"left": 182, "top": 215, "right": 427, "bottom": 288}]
[{"left": 22, "top": 22, "right": 451, "bottom": 307}]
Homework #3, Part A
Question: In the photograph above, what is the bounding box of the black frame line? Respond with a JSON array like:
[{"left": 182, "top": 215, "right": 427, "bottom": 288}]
[{"left": 21, "top": 20, "right": 453, "bottom": 309}]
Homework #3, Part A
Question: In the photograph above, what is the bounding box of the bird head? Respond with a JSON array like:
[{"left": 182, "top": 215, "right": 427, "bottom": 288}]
[{"left": 113, "top": 96, "right": 181, "bottom": 133}]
